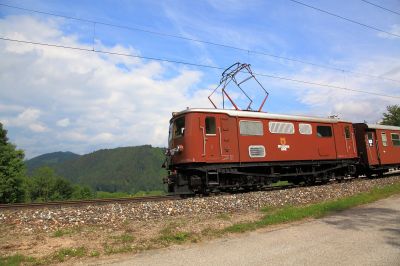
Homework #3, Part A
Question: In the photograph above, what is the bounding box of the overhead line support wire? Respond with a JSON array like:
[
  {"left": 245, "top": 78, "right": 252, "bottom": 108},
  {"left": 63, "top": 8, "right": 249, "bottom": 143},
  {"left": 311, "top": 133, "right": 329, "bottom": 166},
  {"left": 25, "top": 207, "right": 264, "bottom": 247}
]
[
  {"left": 361, "top": 0, "right": 400, "bottom": 16},
  {"left": 287, "top": 0, "right": 400, "bottom": 38},
  {"left": 1, "top": 36, "right": 399, "bottom": 100},
  {"left": 0, "top": 3, "right": 399, "bottom": 84}
]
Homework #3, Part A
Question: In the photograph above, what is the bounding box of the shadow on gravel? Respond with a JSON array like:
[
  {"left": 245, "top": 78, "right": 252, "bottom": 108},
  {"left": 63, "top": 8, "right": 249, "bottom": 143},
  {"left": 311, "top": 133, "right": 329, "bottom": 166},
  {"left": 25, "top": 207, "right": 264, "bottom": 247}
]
[{"left": 322, "top": 207, "right": 400, "bottom": 248}]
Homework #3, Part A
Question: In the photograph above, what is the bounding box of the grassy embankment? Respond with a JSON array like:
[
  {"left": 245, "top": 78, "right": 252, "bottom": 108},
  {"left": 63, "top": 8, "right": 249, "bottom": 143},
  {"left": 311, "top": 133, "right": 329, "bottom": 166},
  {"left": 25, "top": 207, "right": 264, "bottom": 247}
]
[{"left": 1, "top": 182, "right": 400, "bottom": 265}]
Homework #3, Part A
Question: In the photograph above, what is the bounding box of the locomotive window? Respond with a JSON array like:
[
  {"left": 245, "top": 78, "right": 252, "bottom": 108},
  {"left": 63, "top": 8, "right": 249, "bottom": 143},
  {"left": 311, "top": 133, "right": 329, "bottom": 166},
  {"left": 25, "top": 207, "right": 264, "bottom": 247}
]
[
  {"left": 205, "top": 117, "right": 216, "bottom": 135},
  {"left": 173, "top": 117, "right": 185, "bottom": 138},
  {"left": 269, "top": 122, "right": 294, "bottom": 134},
  {"left": 240, "top": 120, "right": 263, "bottom": 136},
  {"left": 344, "top": 126, "right": 351, "bottom": 139},
  {"left": 299, "top": 123, "right": 312, "bottom": 135},
  {"left": 168, "top": 123, "right": 173, "bottom": 143},
  {"left": 391, "top": 133, "right": 400, "bottom": 147},
  {"left": 381, "top": 132, "right": 388, "bottom": 147},
  {"left": 316, "top": 126, "right": 332, "bottom": 137},
  {"left": 367, "top": 132, "right": 374, "bottom": 146}
]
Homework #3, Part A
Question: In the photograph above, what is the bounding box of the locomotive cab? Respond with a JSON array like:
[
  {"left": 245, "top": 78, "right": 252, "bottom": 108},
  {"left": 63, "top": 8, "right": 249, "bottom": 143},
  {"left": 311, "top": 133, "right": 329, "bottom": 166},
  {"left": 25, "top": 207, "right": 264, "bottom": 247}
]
[{"left": 167, "top": 114, "right": 187, "bottom": 162}]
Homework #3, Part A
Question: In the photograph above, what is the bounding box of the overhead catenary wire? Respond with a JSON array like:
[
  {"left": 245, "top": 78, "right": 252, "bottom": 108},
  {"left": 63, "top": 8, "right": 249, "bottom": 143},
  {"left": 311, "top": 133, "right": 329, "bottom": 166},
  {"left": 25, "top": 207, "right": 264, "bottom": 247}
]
[
  {"left": 1, "top": 36, "right": 399, "bottom": 100},
  {"left": 0, "top": 3, "right": 399, "bottom": 84},
  {"left": 287, "top": 0, "right": 400, "bottom": 38},
  {"left": 360, "top": 0, "right": 400, "bottom": 16}
]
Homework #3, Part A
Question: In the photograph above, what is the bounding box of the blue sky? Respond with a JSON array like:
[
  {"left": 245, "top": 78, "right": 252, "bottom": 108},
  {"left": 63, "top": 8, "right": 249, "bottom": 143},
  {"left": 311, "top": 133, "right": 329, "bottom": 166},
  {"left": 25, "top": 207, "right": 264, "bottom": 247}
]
[{"left": 0, "top": 0, "right": 399, "bottom": 158}]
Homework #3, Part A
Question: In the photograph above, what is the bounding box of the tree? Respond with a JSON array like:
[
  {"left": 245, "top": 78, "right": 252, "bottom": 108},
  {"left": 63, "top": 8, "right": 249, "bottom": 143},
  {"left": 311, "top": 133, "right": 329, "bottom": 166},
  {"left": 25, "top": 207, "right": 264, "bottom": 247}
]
[
  {"left": 0, "top": 123, "right": 26, "bottom": 203},
  {"left": 71, "top": 185, "right": 93, "bottom": 199},
  {"left": 28, "top": 167, "right": 74, "bottom": 201},
  {"left": 381, "top": 105, "right": 400, "bottom": 127}
]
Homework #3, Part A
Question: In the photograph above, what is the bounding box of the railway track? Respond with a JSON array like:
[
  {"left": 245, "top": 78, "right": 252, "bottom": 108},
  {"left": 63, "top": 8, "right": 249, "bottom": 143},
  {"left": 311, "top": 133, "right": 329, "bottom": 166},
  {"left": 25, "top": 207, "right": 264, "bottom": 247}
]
[
  {"left": 1, "top": 171, "right": 398, "bottom": 210},
  {"left": 0, "top": 195, "right": 180, "bottom": 210}
]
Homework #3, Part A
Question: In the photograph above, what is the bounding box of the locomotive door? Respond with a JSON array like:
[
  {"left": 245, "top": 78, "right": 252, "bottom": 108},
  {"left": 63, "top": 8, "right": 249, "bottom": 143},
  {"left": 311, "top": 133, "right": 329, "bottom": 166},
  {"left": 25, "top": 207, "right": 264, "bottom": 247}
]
[
  {"left": 200, "top": 115, "right": 221, "bottom": 161},
  {"left": 219, "top": 116, "right": 234, "bottom": 161},
  {"left": 365, "top": 131, "right": 380, "bottom": 165},
  {"left": 343, "top": 124, "right": 356, "bottom": 157}
]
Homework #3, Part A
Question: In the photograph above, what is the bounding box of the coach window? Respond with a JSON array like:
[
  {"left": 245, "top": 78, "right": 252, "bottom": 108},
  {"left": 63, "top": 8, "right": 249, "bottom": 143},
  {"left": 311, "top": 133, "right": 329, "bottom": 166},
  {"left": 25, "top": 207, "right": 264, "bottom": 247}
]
[
  {"left": 240, "top": 120, "right": 263, "bottom": 136},
  {"left": 344, "top": 126, "right": 351, "bottom": 139},
  {"left": 205, "top": 117, "right": 216, "bottom": 135},
  {"left": 381, "top": 132, "right": 388, "bottom": 147},
  {"left": 299, "top": 123, "right": 312, "bottom": 135},
  {"left": 391, "top": 133, "right": 400, "bottom": 147},
  {"left": 174, "top": 116, "right": 185, "bottom": 138},
  {"left": 317, "top": 125, "right": 332, "bottom": 138}
]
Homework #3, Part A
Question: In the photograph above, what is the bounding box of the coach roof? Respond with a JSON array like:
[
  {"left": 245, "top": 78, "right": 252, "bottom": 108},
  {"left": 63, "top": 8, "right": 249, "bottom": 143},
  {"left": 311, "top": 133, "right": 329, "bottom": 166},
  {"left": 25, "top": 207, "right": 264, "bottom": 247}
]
[
  {"left": 173, "top": 108, "right": 352, "bottom": 123},
  {"left": 366, "top": 124, "right": 400, "bottom": 131}
]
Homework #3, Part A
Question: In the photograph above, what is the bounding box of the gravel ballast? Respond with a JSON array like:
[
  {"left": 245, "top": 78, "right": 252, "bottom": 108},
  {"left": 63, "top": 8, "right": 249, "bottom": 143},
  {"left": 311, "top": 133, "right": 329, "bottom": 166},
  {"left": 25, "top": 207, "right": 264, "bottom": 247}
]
[{"left": 1, "top": 176, "right": 399, "bottom": 232}]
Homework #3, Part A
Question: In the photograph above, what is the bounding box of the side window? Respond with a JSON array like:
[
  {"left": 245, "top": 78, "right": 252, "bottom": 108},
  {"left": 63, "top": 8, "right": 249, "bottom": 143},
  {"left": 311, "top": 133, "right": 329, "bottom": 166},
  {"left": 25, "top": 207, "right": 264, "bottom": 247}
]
[
  {"left": 168, "top": 123, "right": 173, "bottom": 142},
  {"left": 391, "top": 133, "right": 400, "bottom": 147},
  {"left": 269, "top": 121, "right": 295, "bottom": 134},
  {"left": 299, "top": 123, "right": 312, "bottom": 135},
  {"left": 173, "top": 117, "right": 185, "bottom": 138},
  {"left": 381, "top": 132, "right": 388, "bottom": 147},
  {"left": 205, "top": 117, "right": 216, "bottom": 135},
  {"left": 344, "top": 126, "right": 351, "bottom": 139},
  {"left": 239, "top": 120, "right": 263, "bottom": 136},
  {"left": 367, "top": 132, "right": 374, "bottom": 146},
  {"left": 317, "top": 125, "right": 332, "bottom": 138}
]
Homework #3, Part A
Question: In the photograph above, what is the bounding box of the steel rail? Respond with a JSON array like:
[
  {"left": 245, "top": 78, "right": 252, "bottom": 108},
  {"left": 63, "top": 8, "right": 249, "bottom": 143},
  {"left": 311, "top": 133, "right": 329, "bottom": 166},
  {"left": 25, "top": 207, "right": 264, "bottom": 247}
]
[{"left": 0, "top": 195, "right": 180, "bottom": 210}]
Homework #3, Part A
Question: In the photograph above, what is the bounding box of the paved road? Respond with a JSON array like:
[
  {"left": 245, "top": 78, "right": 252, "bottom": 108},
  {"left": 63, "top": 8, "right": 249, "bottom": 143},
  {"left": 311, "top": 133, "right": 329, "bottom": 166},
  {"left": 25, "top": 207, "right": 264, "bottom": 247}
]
[{"left": 95, "top": 196, "right": 400, "bottom": 266}]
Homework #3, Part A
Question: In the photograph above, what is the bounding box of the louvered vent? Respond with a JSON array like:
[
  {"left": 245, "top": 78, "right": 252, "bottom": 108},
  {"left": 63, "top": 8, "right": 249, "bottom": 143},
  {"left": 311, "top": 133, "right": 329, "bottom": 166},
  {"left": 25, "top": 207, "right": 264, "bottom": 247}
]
[
  {"left": 249, "top": 145, "right": 266, "bottom": 158},
  {"left": 268, "top": 122, "right": 294, "bottom": 134}
]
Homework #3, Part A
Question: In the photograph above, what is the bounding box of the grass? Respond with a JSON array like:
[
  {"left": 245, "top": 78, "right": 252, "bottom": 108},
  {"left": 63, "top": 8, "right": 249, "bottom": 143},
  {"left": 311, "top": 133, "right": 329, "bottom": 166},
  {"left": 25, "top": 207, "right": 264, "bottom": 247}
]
[
  {"left": 103, "top": 244, "right": 133, "bottom": 255},
  {"left": 158, "top": 232, "right": 192, "bottom": 244},
  {"left": 51, "top": 227, "right": 81, "bottom": 237},
  {"left": 216, "top": 213, "right": 231, "bottom": 221},
  {"left": 110, "top": 233, "right": 135, "bottom": 244},
  {"left": 95, "top": 190, "right": 165, "bottom": 199},
  {"left": 102, "top": 233, "right": 136, "bottom": 255},
  {"left": 156, "top": 222, "right": 192, "bottom": 244},
  {"left": 271, "top": 180, "right": 289, "bottom": 187},
  {"left": 52, "top": 247, "right": 87, "bottom": 262},
  {"left": 224, "top": 182, "right": 400, "bottom": 233},
  {"left": 0, "top": 254, "right": 39, "bottom": 266},
  {"left": 89, "top": 250, "right": 100, "bottom": 257}
]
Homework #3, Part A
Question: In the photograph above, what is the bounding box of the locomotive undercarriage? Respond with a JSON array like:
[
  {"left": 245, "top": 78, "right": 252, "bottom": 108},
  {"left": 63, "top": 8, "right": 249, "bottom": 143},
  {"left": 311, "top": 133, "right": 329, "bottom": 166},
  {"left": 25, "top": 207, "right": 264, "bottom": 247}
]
[{"left": 166, "top": 159, "right": 358, "bottom": 195}]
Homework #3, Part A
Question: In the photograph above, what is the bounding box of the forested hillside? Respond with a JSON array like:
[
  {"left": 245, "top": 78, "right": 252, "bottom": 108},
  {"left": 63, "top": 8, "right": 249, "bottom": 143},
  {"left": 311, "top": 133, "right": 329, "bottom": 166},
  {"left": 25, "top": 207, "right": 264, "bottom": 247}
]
[
  {"left": 25, "top": 145, "right": 166, "bottom": 193},
  {"left": 25, "top": 151, "right": 80, "bottom": 175}
]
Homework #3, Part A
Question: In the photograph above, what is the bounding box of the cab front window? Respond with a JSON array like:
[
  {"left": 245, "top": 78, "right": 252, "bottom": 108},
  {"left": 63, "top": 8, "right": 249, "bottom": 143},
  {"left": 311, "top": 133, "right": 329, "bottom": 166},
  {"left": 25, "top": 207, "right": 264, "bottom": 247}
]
[{"left": 173, "top": 116, "right": 185, "bottom": 138}]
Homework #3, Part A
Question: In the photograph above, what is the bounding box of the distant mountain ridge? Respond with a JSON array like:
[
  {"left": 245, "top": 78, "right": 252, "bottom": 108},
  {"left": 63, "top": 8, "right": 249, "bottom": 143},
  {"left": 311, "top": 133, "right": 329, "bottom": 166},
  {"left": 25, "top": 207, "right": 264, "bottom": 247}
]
[
  {"left": 25, "top": 145, "right": 166, "bottom": 193},
  {"left": 25, "top": 151, "right": 81, "bottom": 175}
]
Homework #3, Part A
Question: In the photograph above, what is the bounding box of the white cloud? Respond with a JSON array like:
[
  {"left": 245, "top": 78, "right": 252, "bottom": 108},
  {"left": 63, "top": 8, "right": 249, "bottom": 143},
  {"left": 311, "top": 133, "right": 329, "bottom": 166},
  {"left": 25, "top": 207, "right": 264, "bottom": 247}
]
[
  {"left": 378, "top": 24, "right": 400, "bottom": 40},
  {"left": 3, "top": 108, "right": 48, "bottom": 133},
  {"left": 285, "top": 59, "right": 400, "bottom": 123},
  {"left": 0, "top": 15, "right": 212, "bottom": 157},
  {"left": 56, "top": 118, "right": 70, "bottom": 127}
]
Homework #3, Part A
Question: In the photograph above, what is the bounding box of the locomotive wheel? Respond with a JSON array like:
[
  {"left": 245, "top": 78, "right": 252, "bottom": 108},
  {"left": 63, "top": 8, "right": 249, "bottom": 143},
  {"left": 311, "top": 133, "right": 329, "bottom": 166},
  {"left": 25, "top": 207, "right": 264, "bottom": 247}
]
[
  {"left": 292, "top": 179, "right": 301, "bottom": 185},
  {"left": 304, "top": 176, "right": 316, "bottom": 185}
]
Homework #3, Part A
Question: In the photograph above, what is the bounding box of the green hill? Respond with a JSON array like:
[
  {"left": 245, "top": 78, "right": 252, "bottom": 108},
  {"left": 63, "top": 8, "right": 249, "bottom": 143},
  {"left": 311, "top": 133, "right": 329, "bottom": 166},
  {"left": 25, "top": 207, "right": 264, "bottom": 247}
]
[
  {"left": 25, "top": 151, "right": 80, "bottom": 175},
  {"left": 25, "top": 145, "right": 167, "bottom": 193}
]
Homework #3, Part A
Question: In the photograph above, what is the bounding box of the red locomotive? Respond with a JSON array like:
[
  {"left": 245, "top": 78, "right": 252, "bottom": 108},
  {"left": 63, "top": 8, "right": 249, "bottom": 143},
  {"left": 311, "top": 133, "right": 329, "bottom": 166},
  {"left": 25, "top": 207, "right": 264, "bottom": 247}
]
[{"left": 163, "top": 63, "right": 400, "bottom": 195}]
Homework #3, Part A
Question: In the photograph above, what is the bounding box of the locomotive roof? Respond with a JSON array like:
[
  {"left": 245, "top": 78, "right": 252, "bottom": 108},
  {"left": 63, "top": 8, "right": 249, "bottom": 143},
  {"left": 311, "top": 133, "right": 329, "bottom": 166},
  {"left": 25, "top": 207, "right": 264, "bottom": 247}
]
[
  {"left": 366, "top": 124, "right": 400, "bottom": 131},
  {"left": 173, "top": 108, "right": 352, "bottom": 123}
]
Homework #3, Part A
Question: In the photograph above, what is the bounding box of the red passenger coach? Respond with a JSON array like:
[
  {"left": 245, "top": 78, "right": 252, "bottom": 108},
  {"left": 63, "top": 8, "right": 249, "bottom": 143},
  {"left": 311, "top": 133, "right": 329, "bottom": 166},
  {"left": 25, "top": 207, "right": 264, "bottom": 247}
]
[
  {"left": 165, "top": 109, "right": 359, "bottom": 195},
  {"left": 353, "top": 123, "right": 400, "bottom": 176}
]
